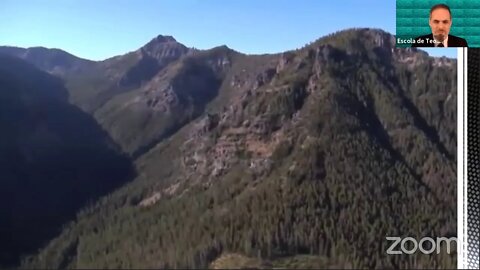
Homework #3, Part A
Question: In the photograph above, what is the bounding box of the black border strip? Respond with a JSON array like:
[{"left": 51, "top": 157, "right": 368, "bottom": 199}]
[{"left": 466, "top": 48, "right": 480, "bottom": 269}]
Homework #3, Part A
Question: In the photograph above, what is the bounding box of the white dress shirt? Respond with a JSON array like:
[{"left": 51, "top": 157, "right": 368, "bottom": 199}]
[{"left": 434, "top": 35, "right": 449, "bottom": 47}]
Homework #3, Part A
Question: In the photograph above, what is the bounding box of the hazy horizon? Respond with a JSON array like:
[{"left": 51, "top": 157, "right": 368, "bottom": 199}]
[{"left": 0, "top": 0, "right": 457, "bottom": 60}]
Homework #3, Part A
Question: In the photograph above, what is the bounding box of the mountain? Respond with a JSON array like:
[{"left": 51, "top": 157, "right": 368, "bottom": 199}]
[
  {"left": 0, "top": 46, "right": 94, "bottom": 76},
  {"left": 1, "top": 36, "right": 196, "bottom": 156},
  {"left": 0, "top": 55, "right": 135, "bottom": 267},
  {"left": 63, "top": 34, "right": 191, "bottom": 113},
  {"left": 11, "top": 28, "right": 457, "bottom": 269}
]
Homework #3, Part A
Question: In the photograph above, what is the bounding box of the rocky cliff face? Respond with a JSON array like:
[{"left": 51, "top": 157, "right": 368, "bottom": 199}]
[{"left": 133, "top": 29, "right": 456, "bottom": 207}]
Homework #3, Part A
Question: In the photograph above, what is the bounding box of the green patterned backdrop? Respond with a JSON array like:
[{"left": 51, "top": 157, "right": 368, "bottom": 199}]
[{"left": 396, "top": 0, "right": 480, "bottom": 47}]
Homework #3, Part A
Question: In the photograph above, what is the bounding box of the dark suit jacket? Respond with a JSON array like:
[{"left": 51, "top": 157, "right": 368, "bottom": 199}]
[{"left": 411, "top": 34, "right": 468, "bottom": 47}]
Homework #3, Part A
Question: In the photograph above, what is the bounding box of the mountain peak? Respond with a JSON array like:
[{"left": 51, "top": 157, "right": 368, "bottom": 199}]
[
  {"left": 138, "top": 34, "right": 189, "bottom": 61},
  {"left": 151, "top": 34, "right": 177, "bottom": 44},
  {"left": 311, "top": 27, "right": 396, "bottom": 49},
  {"left": 141, "top": 34, "right": 185, "bottom": 52}
]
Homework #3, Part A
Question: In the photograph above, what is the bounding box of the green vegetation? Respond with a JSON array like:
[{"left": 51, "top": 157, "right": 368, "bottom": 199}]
[
  {"left": 0, "top": 28, "right": 457, "bottom": 269},
  {"left": 0, "top": 55, "right": 135, "bottom": 267}
]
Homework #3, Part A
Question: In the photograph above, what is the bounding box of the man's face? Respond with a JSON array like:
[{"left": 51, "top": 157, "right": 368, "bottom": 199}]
[{"left": 429, "top": 8, "right": 452, "bottom": 41}]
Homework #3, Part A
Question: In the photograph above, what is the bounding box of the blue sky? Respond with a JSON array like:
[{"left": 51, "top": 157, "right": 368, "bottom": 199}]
[{"left": 0, "top": 0, "right": 456, "bottom": 60}]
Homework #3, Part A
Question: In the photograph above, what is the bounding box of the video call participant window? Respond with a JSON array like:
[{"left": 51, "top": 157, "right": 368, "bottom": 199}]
[{"left": 396, "top": 0, "right": 480, "bottom": 48}]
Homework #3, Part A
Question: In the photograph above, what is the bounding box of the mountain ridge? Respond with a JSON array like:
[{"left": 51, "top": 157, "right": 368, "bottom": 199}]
[{"left": 1, "top": 28, "right": 454, "bottom": 64}]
